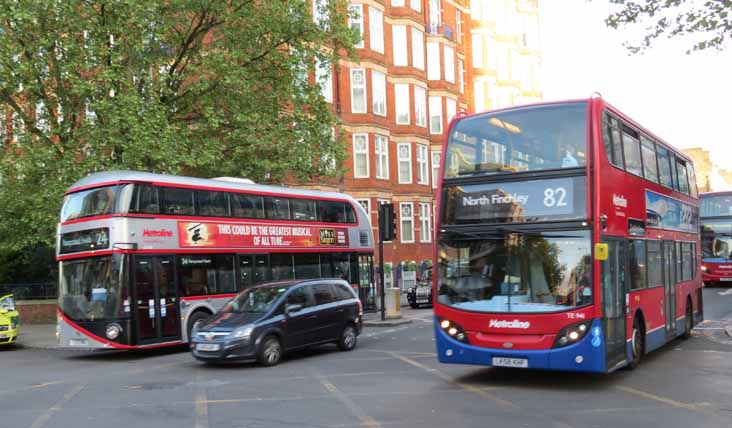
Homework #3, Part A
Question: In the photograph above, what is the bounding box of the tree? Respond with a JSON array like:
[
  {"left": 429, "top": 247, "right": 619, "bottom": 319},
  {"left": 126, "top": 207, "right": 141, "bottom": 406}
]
[
  {"left": 0, "top": 0, "right": 357, "bottom": 256},
  {"left": 605, "top": 0, "right": 732, "bottom": 53}
]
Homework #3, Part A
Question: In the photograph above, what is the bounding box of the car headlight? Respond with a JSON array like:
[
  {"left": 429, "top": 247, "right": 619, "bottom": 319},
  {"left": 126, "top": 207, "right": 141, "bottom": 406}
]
[
  {"left": 105, "top": 323, "right": 122, "bottom": 340},
  {"left": 229, "top": 325, "right": 254, "bottom": 340}
]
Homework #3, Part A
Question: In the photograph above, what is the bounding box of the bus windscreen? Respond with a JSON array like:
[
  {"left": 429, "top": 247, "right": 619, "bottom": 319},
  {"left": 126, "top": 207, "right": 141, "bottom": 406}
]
[{"left": 444, "top": 102, "right": 587, "bottom": 178}]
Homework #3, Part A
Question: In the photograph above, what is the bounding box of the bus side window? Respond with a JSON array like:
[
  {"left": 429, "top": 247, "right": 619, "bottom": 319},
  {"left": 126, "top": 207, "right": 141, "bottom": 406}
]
[
  {"left": 264, "top": 196, "right": 291, "bottom": 220},
  {"left": 131, "top": 185, "right": 159, "bottom": 214},
  {"left": 161, "top": 187, "right": 195, "bottom": 215}
]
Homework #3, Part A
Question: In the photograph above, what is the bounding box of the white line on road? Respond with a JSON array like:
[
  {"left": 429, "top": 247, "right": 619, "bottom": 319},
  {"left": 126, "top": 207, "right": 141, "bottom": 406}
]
[
  {"left": 28, "top": 384, "right": 84, "bottom": 428},
  {"left": 194, "top": 371, "right": 209, "bottom": 428},
  {"left": 717, "top": 288, "right": 732, "bottom": 296},
  {"left": 313, "top": 374, "right": 381, "bottom": 428}
]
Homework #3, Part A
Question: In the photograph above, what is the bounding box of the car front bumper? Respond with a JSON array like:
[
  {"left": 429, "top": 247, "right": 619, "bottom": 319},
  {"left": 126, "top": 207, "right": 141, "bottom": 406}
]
[
  {"left": 0, "top": 316, "right": 20, "bottom": 346},
  {"left": 190, "top": 338, "right": 256, "bottom": 361}
]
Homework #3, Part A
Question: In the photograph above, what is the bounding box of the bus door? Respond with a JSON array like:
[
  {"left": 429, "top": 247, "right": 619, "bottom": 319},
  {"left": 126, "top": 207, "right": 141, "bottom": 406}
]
[
  {"left": 664, "top": 242, "right": 677, "bottom": 339},
  {"left": 601, "top": 239, "right": 628, "bottom": 370},
  {"left": 358, "top": 255, "right": 376, "bottom": 311},
  {"left": 238, "top": 254, "right": 270, "bottom": 290},
  {"left": 134, "top": 256, "right": 181, "bottom": 343}
]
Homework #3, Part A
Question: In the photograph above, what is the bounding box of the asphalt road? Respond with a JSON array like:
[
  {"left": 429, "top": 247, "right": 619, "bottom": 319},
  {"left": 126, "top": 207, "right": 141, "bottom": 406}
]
[{"left": 1, "top": 289, "right": 731, "bottom": 428}]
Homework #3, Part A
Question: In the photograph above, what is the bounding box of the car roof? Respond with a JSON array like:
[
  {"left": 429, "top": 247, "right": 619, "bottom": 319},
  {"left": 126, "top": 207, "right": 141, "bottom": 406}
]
[{"left": 248, "top": 278, "right": 349, "bottom": 291}]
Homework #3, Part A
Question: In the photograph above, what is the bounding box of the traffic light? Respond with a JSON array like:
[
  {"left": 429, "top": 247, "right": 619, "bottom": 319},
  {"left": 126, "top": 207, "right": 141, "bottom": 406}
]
[{"left": 378, "top": 203, "right": 397, "bottom": 242}]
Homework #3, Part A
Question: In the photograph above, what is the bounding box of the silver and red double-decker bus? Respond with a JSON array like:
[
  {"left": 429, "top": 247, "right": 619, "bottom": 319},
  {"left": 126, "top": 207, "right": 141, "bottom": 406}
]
[
  {"left": 434, "top": 97, "right": 703, "bottom": 372},
  {"left": 57, "top": 171, "right": 375, "bottom": 350}
]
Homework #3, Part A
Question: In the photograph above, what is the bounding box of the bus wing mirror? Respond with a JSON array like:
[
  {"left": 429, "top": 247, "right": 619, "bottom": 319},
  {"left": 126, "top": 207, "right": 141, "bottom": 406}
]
[{"left": 594, "top": 243, "right": 609, "bottom": 261}]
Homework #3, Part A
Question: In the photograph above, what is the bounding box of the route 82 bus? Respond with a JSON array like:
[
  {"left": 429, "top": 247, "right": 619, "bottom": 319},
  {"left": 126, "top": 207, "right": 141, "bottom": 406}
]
[
  {"left": 56, "top": 171, "right": 375, "bottom": 350},
  {"left": 700, "top": 191, "right": 732, "bottom": 285},
  {"left": 434, "top": 97, "right": 703, "bottom": 372}
]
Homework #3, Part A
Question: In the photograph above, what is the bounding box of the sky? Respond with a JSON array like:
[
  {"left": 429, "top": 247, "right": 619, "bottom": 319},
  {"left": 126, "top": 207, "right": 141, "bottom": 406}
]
[{"left": 539, "top": 0, "right": 732, "bottom": 168}]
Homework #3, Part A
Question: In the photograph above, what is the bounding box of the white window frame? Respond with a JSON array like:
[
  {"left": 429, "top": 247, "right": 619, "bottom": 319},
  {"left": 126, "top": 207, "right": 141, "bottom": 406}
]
[
  {"left": 394, "top": 83, "right": 411, "bottom": 125},
  {"left": 446, "top": 97, "right": 457, "bottom": 125},
  {"left": 369, "top": 7, "right": 384, "bottom": 54},
  {"left": 411, "top": 28, "right": 425, "bottom": 70},
  {"left": 392, "top": 25, "right": 408, "bottom": 66},
  {"left": 392, "top": 0, "right": 405, "bottom": 6},
  {"left": 429, "top": 96, "right": 443, "bottom": 134},
  {"left": 417, "top": 144, "right": 429, "bottom": 185},
  {"left": 348, "top": 4, "right": 364, "bottom": 48},
  {"left": 375, "top": 134, "right": 389, "bottom": 180},
  {"left": 426, "top": 42, "right": 440, "bottom": 80},
  {"left": 350, "top": 68, "right": 367, "bottom": 113},
  {"left": 315, "top": 58, "right": 333, "bottom": 103},
  {"left": 372, "top": 70, "right": 387, "bottom": 116},
  {"left": 400, "top": 202, "right": 415, "bottom": 243},
  {"left": 357, "top": 199, "right": 371, "bottom": 218},
  {"left": 444, "top": 45, "right": 455, "bottom": 83},
  {"left": 352, "top": 133, "right": 370, "bottom": 178},
  {"left": 431, "top": 151, "right": 441, "bottom": 189},
  {"left": 419, "top": 202, "right": 432, "bottom": 243},
  {"left": 398, "top": 143, "right": 413, "bottom": 184},
  {"left": 411, "top": 0, "right": 421, "bottom": 12},
  {"left": 458, "top": 59, "right": 465, "bottom": 93},
  {"left": 414, "top": 86, "right": 427, "bottom": 127},
  {"left": 35, "top": 102, "right": 50, "bottom": 133},
  {"left": 456, "top": 10, "right": 462, "bottom": 42},
  {"left": 313, "top": 0, "right": 328, "bottom": 25}
]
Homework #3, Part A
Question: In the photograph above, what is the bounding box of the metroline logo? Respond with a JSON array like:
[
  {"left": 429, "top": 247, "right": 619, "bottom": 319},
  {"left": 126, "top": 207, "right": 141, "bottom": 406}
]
[
  {"left": 143, "top": 229, "right": 174, "bottom": 238},
  {"left": 489, "top": 319, "right": 530, "bottom": 329}
]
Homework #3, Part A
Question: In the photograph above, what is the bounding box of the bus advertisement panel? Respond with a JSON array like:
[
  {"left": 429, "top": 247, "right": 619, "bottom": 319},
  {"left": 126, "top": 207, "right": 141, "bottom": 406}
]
[{"left": 434, "top": 98, "right": 702, "bottom": 373}]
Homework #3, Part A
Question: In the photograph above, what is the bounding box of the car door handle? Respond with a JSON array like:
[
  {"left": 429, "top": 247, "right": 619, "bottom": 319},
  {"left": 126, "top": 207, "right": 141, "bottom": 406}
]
[
  {"left": 336, "top": 309, "right": 344, "bottom": 313},
  {"left": 308, "top": 315, "right": 318, "bottom": 319}
]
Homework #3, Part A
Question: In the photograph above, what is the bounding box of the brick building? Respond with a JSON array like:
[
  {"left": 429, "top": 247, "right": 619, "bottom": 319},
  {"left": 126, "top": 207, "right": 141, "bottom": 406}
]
[{"left": 301, "top": 0, "right": 542, "bottom": 280}]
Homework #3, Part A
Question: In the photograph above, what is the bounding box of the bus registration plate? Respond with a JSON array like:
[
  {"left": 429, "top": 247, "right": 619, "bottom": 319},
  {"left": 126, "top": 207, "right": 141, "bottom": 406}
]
[
  {"left": 196, "top": 343, "right": 221, "bottom": 352},
  {"left": 492, "top": 357, "right": 528, "bottom": 368},
  {"left": 720, "top": 278, "right": 732, "bottom": 281}
]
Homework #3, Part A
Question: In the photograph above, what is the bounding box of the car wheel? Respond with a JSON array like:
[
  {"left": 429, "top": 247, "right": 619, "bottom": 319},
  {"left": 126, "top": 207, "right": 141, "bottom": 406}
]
[
  {"left": 187, "top": 311, "right": 210, "bottom": 341},
  {"left": 337, "top": 324, "right": 358, "bottom": 351},
  {"left": 258, "top": 336, "right": 283, "bottom": 366},
  {"left": 681, "top": 302, "right": 693, "bottom": 340},
  {"left": 628, "top": 318, "right": 644, "bottom": 370}
]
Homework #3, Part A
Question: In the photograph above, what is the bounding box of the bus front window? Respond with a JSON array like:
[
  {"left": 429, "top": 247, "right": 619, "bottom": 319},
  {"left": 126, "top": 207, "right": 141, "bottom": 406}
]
[
  {"left": 59, "top": 255, "right": 128, "bottom": 321},
  {"left": 445, "top": 102, "right": 587, "bottom": 178},
  {"left": 61, "top": 186, "right": 120, "bottom": 221},
  {"left": 437, "top": 231, "right": 592, "bottom": 313}
]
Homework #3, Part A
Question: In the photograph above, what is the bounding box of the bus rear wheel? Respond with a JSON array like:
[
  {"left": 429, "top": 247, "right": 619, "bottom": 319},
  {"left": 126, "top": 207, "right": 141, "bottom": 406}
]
[
  {"left": 681, "top": 302, "right": 693, "bottom": 340},
  {"left": 628, "top": 318, "right": 644, "bottom": 370}
]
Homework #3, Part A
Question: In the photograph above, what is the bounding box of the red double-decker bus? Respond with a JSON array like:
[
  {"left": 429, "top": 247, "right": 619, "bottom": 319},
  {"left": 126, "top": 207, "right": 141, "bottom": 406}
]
[
  {"left": 700, "top": 191, "right": 732, "bottom": 284},
  {"left": 433, "top": 97, "right": 703, "bottom": 372},
  {"left": 56, "top": 171, "right": 375, "bottom": 350}
]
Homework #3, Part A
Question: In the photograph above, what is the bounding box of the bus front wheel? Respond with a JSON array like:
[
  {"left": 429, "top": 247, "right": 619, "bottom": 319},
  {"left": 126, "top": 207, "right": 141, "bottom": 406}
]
[
  {"left": 187, "top": 311, "right": 211, "bottom": 342},
  {"left": 681, "top": 301, "right": 693, "bottom": 340}
]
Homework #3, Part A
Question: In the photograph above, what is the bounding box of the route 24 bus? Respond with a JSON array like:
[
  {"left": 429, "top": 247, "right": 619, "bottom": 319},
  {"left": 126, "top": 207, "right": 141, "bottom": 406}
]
[
  {"left": 433, "top": 97, "right": 703, "bottom": 372},
  {"left": 700, "top": 192, "right": 732, "bottom": 285},
  {"left": 56, "top": 171, "right": 375, "bottom": 350}
]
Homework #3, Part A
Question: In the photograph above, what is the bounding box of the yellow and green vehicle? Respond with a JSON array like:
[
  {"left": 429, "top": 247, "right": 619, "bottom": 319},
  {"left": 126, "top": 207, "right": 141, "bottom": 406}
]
[{"left": 0, "top": 294, "right": 20, "bottom": 346}]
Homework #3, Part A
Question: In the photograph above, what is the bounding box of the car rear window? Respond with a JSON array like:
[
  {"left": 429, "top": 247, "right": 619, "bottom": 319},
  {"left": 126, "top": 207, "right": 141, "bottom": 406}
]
[{"left": 333, "top": 283, "right": 355, "bottom": 301}]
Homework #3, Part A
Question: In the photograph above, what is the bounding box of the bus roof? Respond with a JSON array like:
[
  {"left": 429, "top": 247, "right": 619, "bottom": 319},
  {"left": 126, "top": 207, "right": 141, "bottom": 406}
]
[
  {"left": 66, "top": 170, "right": 354, "bottom": 202},
  {"left": 701, "top": 191, "right": 732, "bottom": 197}
]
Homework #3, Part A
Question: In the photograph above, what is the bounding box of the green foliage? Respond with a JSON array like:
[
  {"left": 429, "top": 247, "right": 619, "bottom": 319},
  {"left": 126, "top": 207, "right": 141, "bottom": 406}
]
[
  {"left": 605, "top": 0, "right": 732, "bottom": 53},
  {"left": 0, "top": 0, "right": 357, "bottom": 254}
]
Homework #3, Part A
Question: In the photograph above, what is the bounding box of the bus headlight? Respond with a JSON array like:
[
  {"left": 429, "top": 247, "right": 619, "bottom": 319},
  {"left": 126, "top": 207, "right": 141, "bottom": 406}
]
[
  {"left": 552, "top": 321, "right": 590, "bottom": 348},
  {"left": 438, "top": 319, "right": 469, "bottom": 343},
  {"left": 105, "top": 323, "right": 122, "bottom": 340},
  {"left": 700, "top": 265, "right": 707, "bottom": 272}
]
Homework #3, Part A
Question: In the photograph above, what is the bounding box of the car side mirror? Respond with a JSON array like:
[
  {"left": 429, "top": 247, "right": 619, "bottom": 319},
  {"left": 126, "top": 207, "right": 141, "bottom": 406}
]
[{"left": 286, "top": 304, "right": 303, "bottom": 314}]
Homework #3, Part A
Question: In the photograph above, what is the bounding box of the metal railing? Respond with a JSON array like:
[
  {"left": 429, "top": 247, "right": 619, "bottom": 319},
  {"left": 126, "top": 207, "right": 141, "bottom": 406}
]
[
  {"left": 427, "top": 22, "right": 454, "bottom": 41},
  {"left": 0, "top": 283, "right": 57, "bottom": 300}
]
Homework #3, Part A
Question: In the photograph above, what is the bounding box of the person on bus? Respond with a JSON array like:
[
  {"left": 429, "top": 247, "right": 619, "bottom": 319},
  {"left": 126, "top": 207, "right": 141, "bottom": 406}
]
[{"left": 560, "top": 144, "right": 579, "bottom": 167}]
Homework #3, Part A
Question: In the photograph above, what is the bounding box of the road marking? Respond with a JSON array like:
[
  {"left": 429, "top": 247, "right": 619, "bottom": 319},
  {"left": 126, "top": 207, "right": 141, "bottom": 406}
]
[
  {"left": 194, "top": 372, "right": 209, "bottom": 428},
  {"left": 31, "top": 381, "right": 63, "bottom": 389},
  {"left": 28, "top": 384, "right": 84, "bottom": 428},
  {"left": 718, "top": 288, "right": 732, "bottom": 296},
  {"left": 308, "top": 368, "right": 381, "bottom": 428},
  {"left": 614, "top": 385, "right": 703, "bottom": 411}
]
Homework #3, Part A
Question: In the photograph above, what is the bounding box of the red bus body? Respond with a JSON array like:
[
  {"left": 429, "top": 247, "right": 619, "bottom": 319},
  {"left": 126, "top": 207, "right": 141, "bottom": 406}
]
[
  {"left": 700, "top": 191, "right": 732, "bottom": 284},
  {"left": 433, "top": 97, "right": 702, "bottom": 372}
]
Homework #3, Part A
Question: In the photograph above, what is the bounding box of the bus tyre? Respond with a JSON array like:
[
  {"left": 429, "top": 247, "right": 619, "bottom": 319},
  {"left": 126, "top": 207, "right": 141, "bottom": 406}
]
[
  {"left": 681, "top": 302, "right": 693, "bottom": 340},
  {"left": 629, "top": 318, "right": 644, "bottom": 370},
  {"left": 258, "top": 336, "right": 283, "bottom": 366},
  {"left": 187, "top": 311, "right": 210, "bottom": 342},
  {"left": 337, "top": 324, "right": 358, "bottom": 351}
]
